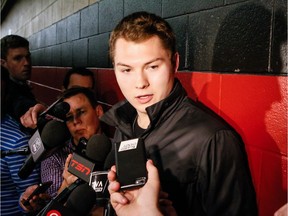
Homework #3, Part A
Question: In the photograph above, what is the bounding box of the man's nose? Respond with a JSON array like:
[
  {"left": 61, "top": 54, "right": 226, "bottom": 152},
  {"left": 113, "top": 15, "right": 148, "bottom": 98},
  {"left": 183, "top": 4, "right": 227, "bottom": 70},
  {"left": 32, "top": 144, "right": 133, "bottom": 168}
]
[
  {"left": 73, "top": 115, "right": 82, "bottom": 125},
  {"left": 23, "top": 56, "right": 30, "bottom": 65},
  {"left": 135, "top": 71, "right": 149, "bottom": 89}
]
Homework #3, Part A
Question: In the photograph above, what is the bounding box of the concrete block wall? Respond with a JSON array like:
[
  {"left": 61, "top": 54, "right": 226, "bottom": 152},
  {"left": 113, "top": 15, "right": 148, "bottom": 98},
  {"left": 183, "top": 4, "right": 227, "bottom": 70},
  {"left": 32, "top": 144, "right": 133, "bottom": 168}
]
[
  {"left": 1, "top": 0, "right": 99, "bottom": 38},
  {"left": 1, "top": 0, "right": 287, "bottom": 74}
]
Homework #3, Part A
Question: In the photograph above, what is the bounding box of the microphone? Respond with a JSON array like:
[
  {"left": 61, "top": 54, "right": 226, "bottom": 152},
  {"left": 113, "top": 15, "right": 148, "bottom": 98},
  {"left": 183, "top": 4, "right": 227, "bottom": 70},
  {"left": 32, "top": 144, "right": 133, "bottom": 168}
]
[
  {"left": 37, "top": 98, "right": 70, "bottom": 132},
  {"left": 42, "top": 202, "right": 77, "bottom": 216},
  {"left": 39, "top": 134, "right": 112, "bottom": 216},
  {"left": 76, "top": 137, "right": 88, "bottom": 155},
  {"left": 86, "top": 134, "right": 113, "bottom": 215},
  {"left": 18, "top": 120, "right": 70, "bottom": 179},
  {"left": 65, "top": 183, "right": 97, "bottom": 215},
  {"left": 40, "top": 184, "right": 96, "bottom": 216},
  {"left": 36, "top": 179, "right": 83, "bottom": 216},
  {"left": 85, "top": 134, "right": 112, "bottom": 166},
  {"left": 89, "top": 170, "right": 109, "bottom": 207},
  {"left": 68, "top": 134, "right": 112, "bottom": 182},
  {"left": 1, "top": 146, "right": 30, "bottom": 158}
]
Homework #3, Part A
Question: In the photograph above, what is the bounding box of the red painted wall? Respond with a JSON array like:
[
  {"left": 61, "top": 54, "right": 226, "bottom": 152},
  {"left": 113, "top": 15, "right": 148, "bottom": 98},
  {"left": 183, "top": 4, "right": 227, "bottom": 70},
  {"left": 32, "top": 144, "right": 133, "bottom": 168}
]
[{"left": 31, "top": 67, "right": 287, "bottom": 216}]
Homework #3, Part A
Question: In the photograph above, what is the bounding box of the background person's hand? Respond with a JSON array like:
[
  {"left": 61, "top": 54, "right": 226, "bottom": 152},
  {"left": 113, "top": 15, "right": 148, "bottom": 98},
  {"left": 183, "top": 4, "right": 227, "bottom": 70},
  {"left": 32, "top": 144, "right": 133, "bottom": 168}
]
[
  {"left": 58, "top": 154, "right": 78, "bottom": 194},
  {"left": 19, "top": 185, "right": 51, "bottom": 212},
  {"left": 20, "top": 103, "right": 46, "bottom": 129}
]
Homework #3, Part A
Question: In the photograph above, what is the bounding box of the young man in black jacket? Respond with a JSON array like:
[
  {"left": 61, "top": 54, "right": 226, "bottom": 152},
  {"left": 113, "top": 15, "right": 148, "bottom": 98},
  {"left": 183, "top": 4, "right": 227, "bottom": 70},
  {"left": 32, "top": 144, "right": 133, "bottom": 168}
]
[{"left": 103, "top": 11, "right": 258, "bottom": 216}]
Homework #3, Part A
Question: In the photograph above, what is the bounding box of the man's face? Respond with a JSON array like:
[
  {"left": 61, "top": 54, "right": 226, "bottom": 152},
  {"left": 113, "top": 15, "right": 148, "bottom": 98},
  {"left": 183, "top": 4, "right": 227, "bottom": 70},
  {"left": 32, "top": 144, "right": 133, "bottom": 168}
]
[
  {"left": 67, "top": 74, "right": 94, "bottom": 89},
  {"left": 64, "top": 93, "right": 103, "bottom": 144},
  {"left": 1, "top": 47, "right": 31, "bottom": 81},
  {"left": 113, "top": 36, "right": 179, "bottom": 116}
]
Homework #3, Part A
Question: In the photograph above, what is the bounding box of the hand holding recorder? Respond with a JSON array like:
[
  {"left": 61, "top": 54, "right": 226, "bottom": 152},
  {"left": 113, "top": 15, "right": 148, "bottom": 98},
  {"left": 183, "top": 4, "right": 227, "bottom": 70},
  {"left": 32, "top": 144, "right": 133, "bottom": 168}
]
[
  {"left": 19, "top": 181, "right": 52, "bottom": 213},
  {"left": 108, "top": 160, "right": 177, "bottom": 216}
]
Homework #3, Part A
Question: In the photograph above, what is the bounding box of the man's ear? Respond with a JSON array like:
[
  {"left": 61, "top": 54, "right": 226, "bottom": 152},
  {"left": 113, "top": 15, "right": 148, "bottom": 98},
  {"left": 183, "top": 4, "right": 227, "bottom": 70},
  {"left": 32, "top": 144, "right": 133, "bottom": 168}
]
[
  {"left": 172, "top": 52, "right": 179, "bottom": 73},
  {"left": 1, "top": 59, "right": 7, "bottom": 68},
  {"left": 95, "top": 105, "right": 104, "bottom": 117}
]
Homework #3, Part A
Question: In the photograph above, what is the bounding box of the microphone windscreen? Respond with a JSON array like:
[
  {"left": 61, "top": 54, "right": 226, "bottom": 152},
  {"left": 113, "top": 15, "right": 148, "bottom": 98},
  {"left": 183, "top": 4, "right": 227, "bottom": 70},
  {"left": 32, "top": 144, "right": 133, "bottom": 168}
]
[
  {"left": 41, "top": 120, "right": 70, "bottom": 148},
  {"left": 53, "top": 102, "right": 70, "bottom": 120},
  {"left": 65, "top": 183, "right": 96, "bottom": 215},
  {"left": 85, "top": 134, "right": 112, "bottom": 164}
]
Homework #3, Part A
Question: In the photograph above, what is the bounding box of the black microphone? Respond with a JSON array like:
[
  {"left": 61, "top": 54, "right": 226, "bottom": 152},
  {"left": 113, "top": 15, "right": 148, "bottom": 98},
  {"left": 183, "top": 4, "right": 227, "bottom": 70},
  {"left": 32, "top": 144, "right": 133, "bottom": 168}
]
[
  {"left": 68, "top": 134, "right": 112, "bottom": 214},
  {"left": 85, "top": 134, "right": 112, "bottom": 168},
  {"left": 1, "top": 146, "right": 30, "bottom": 158},
  {"left": 75, "top": 137, "right": 88, "bottom": 155},
  {"left": 68, "top": 134, "right": 112, "bottom": 182},
  {"left": 37, "top": 98, "right": 70, "bottom": 132},
  {"left": 40, "top": 184, "right": 96, "bottom": 216},
  {"left": 50, "top": 134, "right": 111, "bottom": 204},
  {"left": 36, "top": 179, "right": 83, "bottom": 216},
  {"left": 65, "top": 183, "right": 97, "bottom": 215},
  {"left": 18, "top": 120, "right": 70, "bottom": 179},
  {"left": 41, "top": 202, "right": 78, "bottom": 216},
  {"left": 86, "top": 134, "right": 113, "bottom": 216}
]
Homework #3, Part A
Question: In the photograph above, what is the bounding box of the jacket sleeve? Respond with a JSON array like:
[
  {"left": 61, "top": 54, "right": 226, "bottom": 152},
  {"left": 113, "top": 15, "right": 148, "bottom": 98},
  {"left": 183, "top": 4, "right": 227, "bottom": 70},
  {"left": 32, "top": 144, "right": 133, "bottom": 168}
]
[{"left": 198, "top": 129, "right": 258, "bottom": 216}]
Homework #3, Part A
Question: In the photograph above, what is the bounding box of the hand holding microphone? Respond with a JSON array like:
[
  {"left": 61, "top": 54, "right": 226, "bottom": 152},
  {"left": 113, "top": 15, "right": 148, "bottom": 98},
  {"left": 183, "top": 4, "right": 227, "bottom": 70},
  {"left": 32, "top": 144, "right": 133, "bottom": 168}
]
[
  {"left": 68, "top": 134, "right": 112, "bottom": 182},
  {"left": 20, "top": 103, "right": 47, "bottom": 129},
  {"left": 20, "top": 98, "right": 70, "bottom": 131},
  {"left": 57, "top": 154, "right": 79, "bottom": 194},
  {"left": 37, "top": 99, "right": 70, "bottom": 132},
  {"left": 38, "top": 134, "right": 112, "bottom": 216}
]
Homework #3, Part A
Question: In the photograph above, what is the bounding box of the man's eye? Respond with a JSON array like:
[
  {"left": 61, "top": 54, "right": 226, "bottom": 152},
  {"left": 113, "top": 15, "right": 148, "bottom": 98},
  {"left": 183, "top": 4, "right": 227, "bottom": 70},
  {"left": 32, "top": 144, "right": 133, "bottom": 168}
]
[
  {"left": 66, "top": 115, "right": 73, "bottom": 122},
  {"left": 14, "top": 56, "right": 23, "bottom": 61},
  {"left": 76, "top": 110, "right": 86, "bottom": 118},
  {"left": 121, "top": 68, "right": 131, "bottom": 73},
  {"left": 14, "top": 56, "right": 30, "bottom": 62},
  {"left": 80, "top": 110, "right": 86, "bottom": 115},
  {"left": 147, "top": 65, "right": 158, "bottom": 70}
]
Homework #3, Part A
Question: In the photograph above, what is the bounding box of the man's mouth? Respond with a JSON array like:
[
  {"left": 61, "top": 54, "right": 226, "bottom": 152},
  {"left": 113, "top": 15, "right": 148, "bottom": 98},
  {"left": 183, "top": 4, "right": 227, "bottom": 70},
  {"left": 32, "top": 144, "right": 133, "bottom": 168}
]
[{"left": 135, "top": 94, "right": 153, "bottom": 104}]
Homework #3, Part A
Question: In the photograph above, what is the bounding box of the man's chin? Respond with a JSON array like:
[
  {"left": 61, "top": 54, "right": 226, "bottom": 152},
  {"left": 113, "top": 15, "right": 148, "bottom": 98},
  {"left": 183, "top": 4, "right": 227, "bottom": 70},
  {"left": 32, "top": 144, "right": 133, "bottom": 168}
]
[{"left": 22, "top": 73, "right": 31, "bottom": 80}]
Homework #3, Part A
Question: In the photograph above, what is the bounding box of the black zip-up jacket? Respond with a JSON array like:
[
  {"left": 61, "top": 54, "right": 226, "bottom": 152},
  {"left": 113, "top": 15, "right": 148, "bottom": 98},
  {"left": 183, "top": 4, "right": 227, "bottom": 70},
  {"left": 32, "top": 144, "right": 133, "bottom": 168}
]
[{"left": 102, "top": 79, "right": 257, "bottom": 216}]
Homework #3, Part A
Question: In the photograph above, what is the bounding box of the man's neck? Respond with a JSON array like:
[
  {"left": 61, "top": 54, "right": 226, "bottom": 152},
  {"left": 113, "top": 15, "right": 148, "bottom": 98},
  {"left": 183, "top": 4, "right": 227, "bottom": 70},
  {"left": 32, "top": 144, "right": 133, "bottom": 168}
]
[
  {"left": 137, "top": 113, "right": 150, "bottom": 129},
  {"left": 9, "top": 76, "right": 27, "bottom": 85}
]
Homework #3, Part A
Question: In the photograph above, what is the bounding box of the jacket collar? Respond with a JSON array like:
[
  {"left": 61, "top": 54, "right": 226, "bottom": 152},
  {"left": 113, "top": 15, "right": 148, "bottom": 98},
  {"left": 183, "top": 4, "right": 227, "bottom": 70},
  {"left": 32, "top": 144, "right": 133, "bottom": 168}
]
[{"left": 101, "top": 78, "right": 187, "bottom": 137}]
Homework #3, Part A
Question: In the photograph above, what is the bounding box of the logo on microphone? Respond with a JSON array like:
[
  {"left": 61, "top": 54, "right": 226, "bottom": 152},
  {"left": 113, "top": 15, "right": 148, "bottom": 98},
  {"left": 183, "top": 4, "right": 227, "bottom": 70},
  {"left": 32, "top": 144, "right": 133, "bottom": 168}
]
[
  {"left": 91, "top": 180, "right": 103, "bottom": 192},
  {"left": 89, "top": 171, "right": 109, "bottom": 193},
  {"left": 68, "top": 153, "right": 95, "bottom": 182},
  {"left": 70, "top": 159, "right": 91, "bottom": 175},
  {"left": 28, "top": 130, "right": 45, "bottom": 161},
  {"left": 30, "top": 137, "right": 42, "bottom": 154},
  {"left": 46, "top": 210, "right": 61, "bottom": 216}
]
